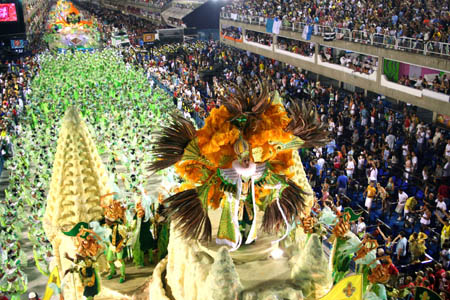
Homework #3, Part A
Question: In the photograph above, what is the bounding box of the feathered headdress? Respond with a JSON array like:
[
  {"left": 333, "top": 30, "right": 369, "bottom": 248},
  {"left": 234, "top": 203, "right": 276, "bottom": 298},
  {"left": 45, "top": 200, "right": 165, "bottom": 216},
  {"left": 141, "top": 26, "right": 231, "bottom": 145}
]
[{"left": 148, "top": 82, "right": 328, "bottom": 244}]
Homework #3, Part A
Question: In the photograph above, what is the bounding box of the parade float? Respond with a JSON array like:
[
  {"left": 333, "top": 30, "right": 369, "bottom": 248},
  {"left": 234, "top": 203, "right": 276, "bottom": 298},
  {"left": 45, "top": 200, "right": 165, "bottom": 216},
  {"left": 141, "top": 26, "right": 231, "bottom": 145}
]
[
  {"left": 44, "top": 0, "right": 100, "bottom": 51},
  {"left": 42, "top": 107, "right": 112, "bottom": 300},
  {"left": 143, "top": 83, "right": 396, "bottom": 300},
  {"left": 41, "top": 85, "right": 395, "bottom": 300},
  {"left": 41, "top": 106, "right": 171, "bottom": 300},
  {"left": 144, "top": 83, "right": 390, "bottom": 300}
]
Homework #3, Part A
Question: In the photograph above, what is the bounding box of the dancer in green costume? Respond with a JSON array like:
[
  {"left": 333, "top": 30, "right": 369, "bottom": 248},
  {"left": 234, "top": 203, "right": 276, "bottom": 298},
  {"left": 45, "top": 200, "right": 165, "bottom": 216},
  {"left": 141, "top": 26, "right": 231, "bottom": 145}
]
[
  {"left": 101, "top": 197, "right": 128, "bottom": 283},
  {"left": 63, "top": 223, "right": 103, "bottom": 300}
]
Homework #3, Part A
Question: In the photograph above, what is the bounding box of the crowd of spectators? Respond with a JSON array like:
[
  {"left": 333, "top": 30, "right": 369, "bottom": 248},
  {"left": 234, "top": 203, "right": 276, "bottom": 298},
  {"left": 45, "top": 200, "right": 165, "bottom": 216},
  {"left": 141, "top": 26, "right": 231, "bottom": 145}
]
[
  {"left": 222, "top": 0, "right": 450, "bottom": 45},
  {"left": 0, "top": 58, "right": 36, "bottom": 176},
  {"left": 75, "top": 1, "right": 165, "bottom": 46},
  {"left": 320, "top": 46, "right": 378, "bottom": 75},
  {"left": 221, "top": 26, "right": 243, "bottom": 40},
  {"left": 132, "top": 0, "right": 172, "bottom": 8},
  {"left": 277, "top": 37, "right": 315, "bottom": 56},
  {"left": 245, "top": 30, "right": 272, "bottom": 46},
  {"left": 396, "top": 73, "right": 450, "bottom": 95}
]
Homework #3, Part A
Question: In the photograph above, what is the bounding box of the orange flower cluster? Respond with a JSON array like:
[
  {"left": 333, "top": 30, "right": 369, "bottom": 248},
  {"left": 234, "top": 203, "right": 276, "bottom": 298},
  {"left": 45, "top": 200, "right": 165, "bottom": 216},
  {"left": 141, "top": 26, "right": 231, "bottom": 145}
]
[
  {"left": 270, "top": 149, "right": 295, "bottom": 178},
  {"left": 175, "top": 160, "right": 206, "bottom": 183},
  {"left": 197, "top": 106, "right": 240, "bottom": 167},
  {"left": 176, "top": 102, "right": 298, "bottom": 209},
  {"left": 247, "top": 104, "right": 292, "bottom": 148}
]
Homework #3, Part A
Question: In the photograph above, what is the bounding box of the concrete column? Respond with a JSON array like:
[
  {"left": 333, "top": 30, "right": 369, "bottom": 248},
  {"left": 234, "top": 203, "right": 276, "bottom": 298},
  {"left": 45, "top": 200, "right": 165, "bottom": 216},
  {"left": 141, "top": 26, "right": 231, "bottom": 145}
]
[
  {"left": 273, "top": 34, "right": 277, "bottom": 52},
  {"left": 364, "top": 89, "right": 368, "bottom": 97},
  {"left": 314, "top": 42, "right": 319, "bottom": 64},
  {"left": 432, "top": 111, "right": 438, "bottom": 123},
  {"left": 377, "top": 56, "right": 383, "bottom": 85}
]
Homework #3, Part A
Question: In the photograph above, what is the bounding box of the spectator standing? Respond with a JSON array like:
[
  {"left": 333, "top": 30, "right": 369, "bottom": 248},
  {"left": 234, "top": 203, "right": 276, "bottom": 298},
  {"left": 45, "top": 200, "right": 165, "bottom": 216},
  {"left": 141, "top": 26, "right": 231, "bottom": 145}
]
[
  {"left": 436, "top": 212, "right": 450, "bottom": 247},
  {"left": 346, "top": 155, "right": 355, "bottom": 179},
  {"left": 357, "top": 217, "right": 366, "bottom": 238},
  {"left": 396, "top": 189, "right": 408, "bottom": 221},
  {"left": 337, "top": 171, "right": 348, "bottom": 195},
  {"left": 363, "top": 180, "right": 377, "bottom": 214},
  {"left": 436, "top": 195, "right": 448, "bottom": 220},
  {"left": 394, "top": 231, "right": 408, "bottom": 265}
]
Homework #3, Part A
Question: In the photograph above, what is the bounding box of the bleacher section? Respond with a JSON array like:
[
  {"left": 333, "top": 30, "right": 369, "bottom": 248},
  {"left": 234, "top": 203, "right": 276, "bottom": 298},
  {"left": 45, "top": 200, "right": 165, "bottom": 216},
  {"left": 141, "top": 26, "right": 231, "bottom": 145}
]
[{"left": 219, "top": 16, "right": 450, "bottom": 117}]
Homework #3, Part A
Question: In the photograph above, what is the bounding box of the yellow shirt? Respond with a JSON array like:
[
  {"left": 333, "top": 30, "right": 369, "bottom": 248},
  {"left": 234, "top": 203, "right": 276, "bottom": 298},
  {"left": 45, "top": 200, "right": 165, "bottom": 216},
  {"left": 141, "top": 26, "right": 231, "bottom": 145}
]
[
  {"left": 366, "top": 186, "right": 376, "bottom": 198},
  {"left": 405, "top": 197, "right": 417, "bottom": 211},
  {"left": 442, "top": 224, "right": 450, "bottom": 242}
]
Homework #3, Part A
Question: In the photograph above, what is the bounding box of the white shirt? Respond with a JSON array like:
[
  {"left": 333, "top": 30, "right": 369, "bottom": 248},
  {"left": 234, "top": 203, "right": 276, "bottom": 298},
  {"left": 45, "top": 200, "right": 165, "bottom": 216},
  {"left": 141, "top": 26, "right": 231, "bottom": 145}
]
[
  {"left": 436, "top": 200, "right": 447, "bottom": 213},
  {"left": 446, "top": 143, "right": 450, "bottom": 157},
  {"left": 398, "top": 192, "right": 408, "bottom": 205},
  {"left": 357, "top": 221, "right": 366, "bottom": 233},
  {"left": 369, "top": 167, "right": 378, "bottom": 181},
  {"left": 417, "top": 131, "right": 425, "bottom": 144},
  {"left": 402, "top": 144, "right": 409, "bottom": 157},
  {"left": 346, "top": 160, "right": 355, "bottom": 176},
  {"left": 317, "top": 158, "right": 326, "bottom": 168},
  {"left": 385, "top": 134, "right": 395, "bottom": 150}
]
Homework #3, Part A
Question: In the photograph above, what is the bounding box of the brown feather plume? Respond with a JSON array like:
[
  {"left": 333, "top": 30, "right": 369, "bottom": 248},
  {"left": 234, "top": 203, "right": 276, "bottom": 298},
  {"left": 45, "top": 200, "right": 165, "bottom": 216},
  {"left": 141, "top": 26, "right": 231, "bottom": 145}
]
[
  {"left": 262, "top": 180, "right": 307, "bottom": 234},
  {"left": 161, "top": 189, "right": 212, "bottom": 241},
  {"left": 148, "top": 113, "right": 196, "bottom": 172},
  {"left": 219, "top": 80, "right": 273, "bottom": 133},
  {"left": 285, "top": 101, "right": 330, "bottom": 148}
]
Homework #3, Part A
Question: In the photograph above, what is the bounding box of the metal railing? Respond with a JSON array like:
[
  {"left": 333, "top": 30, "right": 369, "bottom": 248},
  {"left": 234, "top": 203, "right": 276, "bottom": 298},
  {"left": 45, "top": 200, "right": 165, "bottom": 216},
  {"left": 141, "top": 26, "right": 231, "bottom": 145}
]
[
  {"left": 220, "top": 13, "right": 450, "bottom": 58},
  {"left": 426, "top": 41, "right": 450, "bottom": 57},
  {"left": 396, "top": 37, "right": 424, "bottom": 53}
]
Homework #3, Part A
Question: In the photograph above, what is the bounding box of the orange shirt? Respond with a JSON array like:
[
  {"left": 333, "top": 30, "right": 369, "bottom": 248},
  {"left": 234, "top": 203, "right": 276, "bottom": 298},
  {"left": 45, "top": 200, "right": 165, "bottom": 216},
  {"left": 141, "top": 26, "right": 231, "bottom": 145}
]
[{"left": 366, "top": 186, "right": 377, "bottom": 198}]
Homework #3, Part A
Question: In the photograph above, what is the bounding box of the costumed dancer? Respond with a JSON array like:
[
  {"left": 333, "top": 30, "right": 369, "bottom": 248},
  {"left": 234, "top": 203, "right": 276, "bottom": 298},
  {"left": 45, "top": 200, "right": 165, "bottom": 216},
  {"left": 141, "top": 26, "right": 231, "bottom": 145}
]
[
  {"left": 63, "top": 223, "right": 103, "bottom": 300},
  {"left": 132, "top": 187, "right": 155, "bottom": 267},
  {"left": 2, "top": 262, "right": 27, "bottom": 300},
  {"left": 132, "top": 186, "right": 169, "bottom": 266},
  {"left": 148, "top": 82, "right": 329, "bottom": 251},
  {"left": 101, "top": 194, "right": 128, "bottom": 283}
]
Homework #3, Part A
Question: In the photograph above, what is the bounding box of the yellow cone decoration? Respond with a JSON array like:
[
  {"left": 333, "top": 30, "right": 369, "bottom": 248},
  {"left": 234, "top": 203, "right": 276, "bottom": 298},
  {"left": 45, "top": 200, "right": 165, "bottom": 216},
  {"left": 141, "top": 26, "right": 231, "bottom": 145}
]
[
  {"left": 318, "top": 275, "right": 363, "bottom": 300},
  {"left": 43, "top": 107, "right": 111, "bottom": 234},
  {"left": 43, "top": 107, "right": 112, "bottom": 300},
  {"left": 43, "top": 266, "right": 61, "bottom": 300}
]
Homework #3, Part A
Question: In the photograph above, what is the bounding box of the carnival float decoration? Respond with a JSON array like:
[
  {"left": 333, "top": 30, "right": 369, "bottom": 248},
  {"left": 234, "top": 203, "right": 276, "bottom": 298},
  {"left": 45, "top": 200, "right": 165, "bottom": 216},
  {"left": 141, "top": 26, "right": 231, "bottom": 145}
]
[
  {"left": 147, "top": 83, "right": 393, "bottom": 300},
  {"left": 44, "top": 1, "right": 100, "bottom": 51},
  {"left": 43, "top": 107, "right": 113, "bottom": 300},
  {"left": 39, "top": 88, "right": 395, "bottom": 300},
  {"left": 147, "top": 83, "right": 334, "bottom": 299},
  {"left": 149, "top": 82, "right": 329, "bottom": 249}
]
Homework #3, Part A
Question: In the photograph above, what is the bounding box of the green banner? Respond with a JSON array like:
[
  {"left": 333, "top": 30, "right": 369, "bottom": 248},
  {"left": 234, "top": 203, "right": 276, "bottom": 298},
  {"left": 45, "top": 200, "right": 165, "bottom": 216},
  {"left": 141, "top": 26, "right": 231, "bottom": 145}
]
[{"left": 383, "top": 59, "right": 400, "bottom": 82}]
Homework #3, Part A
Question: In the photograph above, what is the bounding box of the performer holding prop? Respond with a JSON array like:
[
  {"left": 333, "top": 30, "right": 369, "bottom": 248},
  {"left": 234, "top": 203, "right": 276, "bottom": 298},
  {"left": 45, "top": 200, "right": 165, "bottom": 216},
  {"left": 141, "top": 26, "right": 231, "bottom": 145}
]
[
  {"left": 63, "top": 223, "right": 103, "bottom": 300},
  {"left": 100, "top": 195, "right": 128, "bottom": 283}
]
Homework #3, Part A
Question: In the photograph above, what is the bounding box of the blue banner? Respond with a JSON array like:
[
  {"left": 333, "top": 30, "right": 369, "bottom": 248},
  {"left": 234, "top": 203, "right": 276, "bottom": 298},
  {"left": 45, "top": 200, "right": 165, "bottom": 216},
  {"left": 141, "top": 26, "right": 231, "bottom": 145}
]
[{"left": 266, "top": 18, "right": 274, "bottom": 33}]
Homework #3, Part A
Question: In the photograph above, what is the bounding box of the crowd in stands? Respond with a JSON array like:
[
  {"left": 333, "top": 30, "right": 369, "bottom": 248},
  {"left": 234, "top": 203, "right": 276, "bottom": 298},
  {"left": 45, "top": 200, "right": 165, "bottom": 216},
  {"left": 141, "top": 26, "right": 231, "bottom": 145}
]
[
  {"left": 75, "top": 1, "right": 165, "bottom": 46},
  {"left": 397, "top": 73, "right": 450, "bottom": 95},
  {"left": 277, "top": 37, "right": 315, "bottom": 56},
  {"left": 319, "top": 47, "right": 378, "bottom": 75},
  {"left": 130, "top": 0, "right": 172, "bottom": 8},
  {"left": 245, "top": 30, "right": 272, "bottom": 46},
  {"left": 221, "top": 26, "right": 243, "bottom": 40},
  {"left": 0, "top": 58, "right": 36, "bottom": 175},
  {"left": 173, "top": 2, "right": 197, "bottom": 10},
  {"left": 222, "top": 0, "right": 450, "bottom": 44}
]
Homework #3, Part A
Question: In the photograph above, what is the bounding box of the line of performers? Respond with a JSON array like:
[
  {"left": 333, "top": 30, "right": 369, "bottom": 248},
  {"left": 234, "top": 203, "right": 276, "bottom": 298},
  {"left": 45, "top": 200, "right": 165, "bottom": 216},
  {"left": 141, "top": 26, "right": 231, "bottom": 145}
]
[{"left": 62, "top": 190, "right": 169, "bottom": 300}]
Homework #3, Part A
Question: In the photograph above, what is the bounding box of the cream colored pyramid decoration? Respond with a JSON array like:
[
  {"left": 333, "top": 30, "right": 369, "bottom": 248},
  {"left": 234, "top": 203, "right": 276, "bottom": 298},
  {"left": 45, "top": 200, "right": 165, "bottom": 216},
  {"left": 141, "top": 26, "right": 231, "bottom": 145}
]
[{"left": 43, "top": 107, "right": 112, "bottom": 300}]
